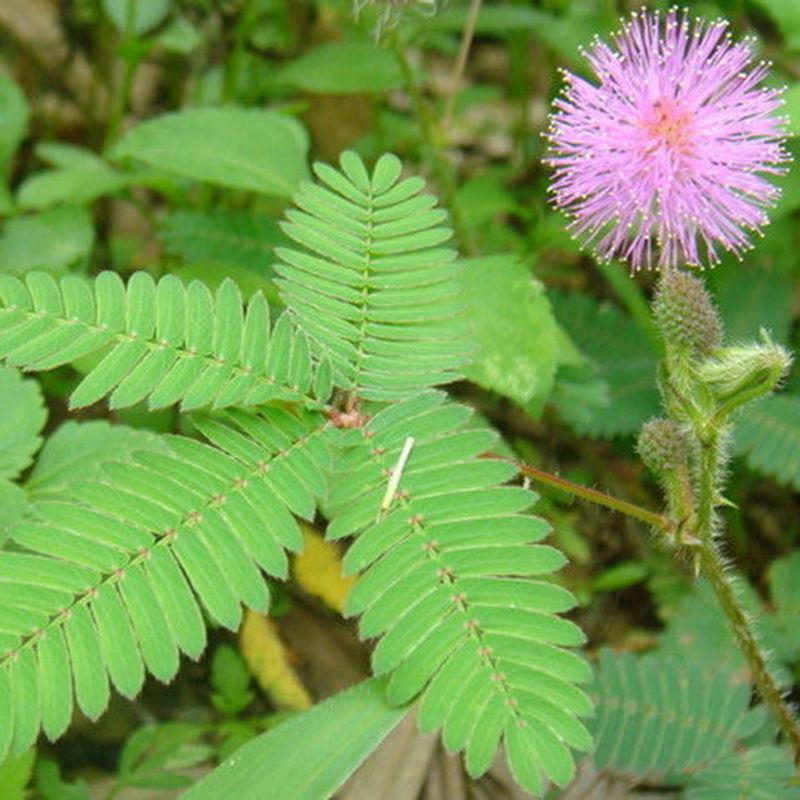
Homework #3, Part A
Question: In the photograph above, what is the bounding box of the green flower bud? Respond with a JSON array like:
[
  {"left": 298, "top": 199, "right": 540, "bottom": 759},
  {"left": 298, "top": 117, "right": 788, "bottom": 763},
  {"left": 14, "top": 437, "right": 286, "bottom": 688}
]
[
  {"left": 696, "top": 330, "right": 792, "bottom": 412},
  {"left": 637, "top": 418, "right": 690, "bottom": 475},
  {"left": 653, "top": 269, "right": 722, "bottom": 356}
]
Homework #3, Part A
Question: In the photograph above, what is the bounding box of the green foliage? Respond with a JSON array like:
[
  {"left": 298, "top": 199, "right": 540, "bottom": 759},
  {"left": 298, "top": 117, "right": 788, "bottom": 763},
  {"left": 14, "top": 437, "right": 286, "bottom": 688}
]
[
  {"left": 102, "top": 0, "right": 170, "bottom": 35},
  {"left": 16, "top": 144, "right": 135, "bottom": 212},
  {"left": 0, "top": 153, "right": 595, "bottom": 797},
  {"left": 0, "top": 271, "right": 330, "bottom": 411},
  {"left": 592, "top": 648, "right": 753, "bottom": 777},
  {"left": 0, "top": 74, "right": 28, "bottom": 211},
  {"left": 0, "top": 405, "right": 330, "bottom": 759},
  {"left": 278, "top": 40, "right": 403, "bottom": 94},
  {"left": 734, "top": 395, "right": 800, "bottom": 490},
  {"left": 592, "top": 648, "right": 800, "bottom": 797},
  {"left": 275, "top": 151, "right": 470, "bottom": 401},
  {"left": 326, "top": 390, "right": 591, "bottom": 795},
  {"left": 112, "top": 109, "right": 310, "bottom": 197},
  {"left": 210, "top": 644, "right": 255, "bottom": 716},
  {"left": 184, "top": 678, "right": 407, "bottom": 800},
  {"left": 26, "top": 421, "right": 160, "bottom": 494},
  {"left": 459, "top": 256, "right": 560, "bottom": 414},
  {"left": 0, "top": 366, "right": 46, "bottom": 480},
  {"left": 765, "top": 552, "right": 800, "bottom": 665},
  {"left": 0, "top": 206, "right": 95, "bottom": 275},
  {"left": 713, "top": 266, "right": 793, "bottom": 344},
  {"left": 160, "top": 210, "right": 286, "bottom": 274},
  {"left": 685, "top": 745, "right": 800, "bottom": 799},
  {"left": 550, "top": 292, "right": 660, "bottom": 437},
  {"left": 113, "top": 723, "right": 211, "bottom": 792},
  {"left": 0, "top": 750, "right": 35, "bottom": 800},
  {"left": 752, "top": 0, "right": 800, "bottom": 51}
]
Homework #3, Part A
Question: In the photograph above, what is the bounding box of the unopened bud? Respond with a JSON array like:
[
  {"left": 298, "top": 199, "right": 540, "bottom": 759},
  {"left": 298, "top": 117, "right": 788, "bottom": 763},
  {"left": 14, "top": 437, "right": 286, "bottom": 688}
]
[
  {"left": 653, "top": 270, "right": 722, "bottom": 356},
  {"left": 697, "top": 330, "right": 792, "bottom": 411},
  {"left": 637, "top": 418, "right": 690, "bottom": 475}
]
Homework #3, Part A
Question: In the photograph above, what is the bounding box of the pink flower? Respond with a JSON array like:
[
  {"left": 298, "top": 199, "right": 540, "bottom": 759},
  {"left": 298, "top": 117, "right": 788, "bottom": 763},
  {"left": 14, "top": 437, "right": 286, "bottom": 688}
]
[{"left": 546, "top": 8, "right": 788, "bottom": 271}]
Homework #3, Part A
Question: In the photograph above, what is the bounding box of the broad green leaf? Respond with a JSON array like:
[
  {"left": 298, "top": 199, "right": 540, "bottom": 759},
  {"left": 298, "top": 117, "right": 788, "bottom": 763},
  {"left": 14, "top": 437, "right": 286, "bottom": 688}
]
[
  {"left": 279, "top": 41, "right": 402, "bottom": 94},
  {"left": 112, "top": 108, "right": 309, "bottom": 197},
  {"left": 0, "top": 76, "right": 28, "bottom": 177},
  {"left": 0, "top": 206, "right": 94, "bottom": 274},
  {"left": 183, "top": 678, "right": 408, "bottom": 800},
  {"left": 459, "top": 256, "right": 560, "bottom": 414},
  {"left": 0, "top": 365, "right": 46, "bottom": 480},
  {"left": 17, "top": 152, "right": 132, "bottom": 210},
  {"left": 102, "top": 0, "right": 170, "bottom": 35}
]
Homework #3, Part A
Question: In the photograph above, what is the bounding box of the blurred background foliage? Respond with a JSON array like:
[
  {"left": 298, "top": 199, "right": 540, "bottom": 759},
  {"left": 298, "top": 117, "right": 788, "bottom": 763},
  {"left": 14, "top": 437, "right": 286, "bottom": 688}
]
[{"left": 1, "top": 0, "right": 800, "bottom": 797}]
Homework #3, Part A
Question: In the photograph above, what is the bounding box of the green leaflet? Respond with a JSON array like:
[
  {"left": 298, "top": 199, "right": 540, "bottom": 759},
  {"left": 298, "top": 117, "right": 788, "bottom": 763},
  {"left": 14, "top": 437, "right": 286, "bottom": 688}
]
[
  {"left": 591, "top": 649, "right": 752, "bottom": 777},
  {"left": 325, "top": 391, "right": 591, "bottom": 795},
  {"left": 275, "top": 151, "right": 471, "bottom": 401},
  {"left": 0, "top": 409, "right": 331, "bottom": 759},
  {"left": 685, "top": 745, "right": 800, "bottom": 799},
  {"left": 459, "top": 255, "right": 561, "bottom": 414},
  {"left": 592, "top": 649, "right": 800, "bottom": 798},
  {"left": 0, "top": 272, "right": 330, "bottom": 412},
  {"left": 184, "top": 678, "right": 408, "bottom": 800},
  {"left": 0, "top": 365, "right": 46, "bottom": 481}
]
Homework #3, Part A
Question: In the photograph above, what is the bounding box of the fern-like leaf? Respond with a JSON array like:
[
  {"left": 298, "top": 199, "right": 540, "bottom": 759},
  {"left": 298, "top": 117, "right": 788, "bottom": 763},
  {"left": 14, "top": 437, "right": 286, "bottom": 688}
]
[
  {"left": 734, "top": 394, "right": 800, "bottom": 490},
  {"left": 275, "top": 151, "right": 470, "bottom": 401},
  {"left": 685, "top": 745, "right": 800, "bottom": 799},
  {"left": 0, "top": 407, "right": 330, "bottom": 758},
  {"left": 325, "top": 391, "right": 591, "bottom": 796},
  {"left": 591, "top": 649, "right": 753, "bottom": 778},
  {"left": 0, "top": 271, "right": 331, "bottom": 411}
]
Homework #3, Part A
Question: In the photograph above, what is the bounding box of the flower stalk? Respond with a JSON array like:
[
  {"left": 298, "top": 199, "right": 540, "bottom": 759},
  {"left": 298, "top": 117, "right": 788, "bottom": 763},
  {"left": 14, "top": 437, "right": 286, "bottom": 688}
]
[{"left": 647, "top": 268, "right": 800, "bottom": 763}]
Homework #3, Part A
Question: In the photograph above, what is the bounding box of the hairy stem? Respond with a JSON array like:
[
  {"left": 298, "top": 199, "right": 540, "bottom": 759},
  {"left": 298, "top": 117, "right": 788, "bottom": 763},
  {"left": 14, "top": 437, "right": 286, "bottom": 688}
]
[
  {"left": 486, "top": 455, "right": 672, "bottom": 533},
  {"left": 697, "top": 540, "right": 800, "bottom": 762},
  {"left": 695, "top": 429, "right": 720, "bottom": 545},
  {"left": 688, "top": 425, "right": 800, "bottom": 762},
  {"left": 442, "top": 0, "right": 483, "bottom": 129}
]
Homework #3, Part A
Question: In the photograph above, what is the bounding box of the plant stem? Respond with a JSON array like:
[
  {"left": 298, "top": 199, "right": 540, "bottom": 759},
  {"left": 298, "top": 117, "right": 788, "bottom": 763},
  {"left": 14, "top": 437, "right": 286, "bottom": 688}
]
[
  {"left": 486, "top": 455, "right": 673, "bottom": 533},
  {"left": 688, "top": 425, "right": 800, "bottom": 762},
  {"left": 695, "top": 429, "right": 720, "bottom": 544},
  {"left": 697, "top": 540, "right": 800, "bottom": 763},
  {"left": 442, "top": 0, "right": 483, "bottom": 129}
]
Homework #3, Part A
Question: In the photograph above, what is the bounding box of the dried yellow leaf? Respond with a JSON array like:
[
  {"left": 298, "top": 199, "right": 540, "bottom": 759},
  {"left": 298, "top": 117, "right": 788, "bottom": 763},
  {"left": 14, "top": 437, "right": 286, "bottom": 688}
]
[{"left": 239, "top": 610, "right": 312, "bottom": 711}]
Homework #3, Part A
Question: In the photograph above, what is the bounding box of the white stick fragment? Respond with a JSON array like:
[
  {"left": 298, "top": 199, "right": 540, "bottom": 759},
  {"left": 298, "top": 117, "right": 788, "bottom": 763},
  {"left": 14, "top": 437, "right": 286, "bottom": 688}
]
[{"left": 379, "top": 436, "right": 415, "bottom": 518}]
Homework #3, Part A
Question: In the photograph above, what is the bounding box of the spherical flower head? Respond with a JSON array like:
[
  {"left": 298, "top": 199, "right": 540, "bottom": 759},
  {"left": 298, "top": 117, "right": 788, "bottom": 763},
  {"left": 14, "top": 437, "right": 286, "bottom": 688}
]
[{"left": 546, "top": 7, "right": 788, "bottom": 271}]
